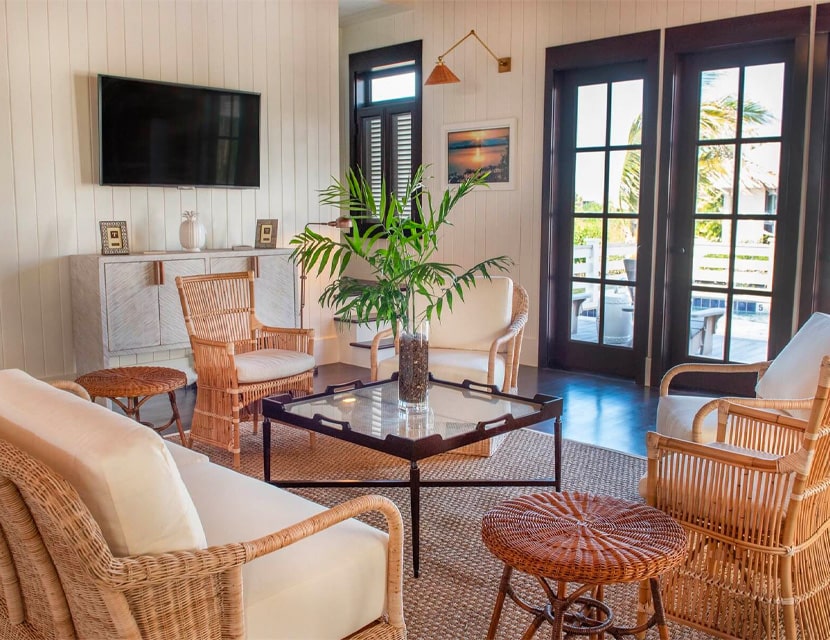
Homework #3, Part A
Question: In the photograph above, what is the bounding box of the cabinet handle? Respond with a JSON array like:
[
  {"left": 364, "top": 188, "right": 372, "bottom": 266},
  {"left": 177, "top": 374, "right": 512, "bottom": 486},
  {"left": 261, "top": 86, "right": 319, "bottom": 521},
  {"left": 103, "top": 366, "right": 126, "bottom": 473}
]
[
  {"left": 252, "top": 256, "right": 260, "bottom": 278},
  {"left": 155, "top": 260, "right": 165, "bottom": 286}
]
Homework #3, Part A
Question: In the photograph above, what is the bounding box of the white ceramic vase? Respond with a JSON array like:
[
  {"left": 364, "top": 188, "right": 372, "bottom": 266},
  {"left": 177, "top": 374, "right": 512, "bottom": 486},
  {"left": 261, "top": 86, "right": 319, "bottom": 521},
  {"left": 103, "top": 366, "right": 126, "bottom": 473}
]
[{"left": 180, "top": 211, "right": 206, "bottom": 252}]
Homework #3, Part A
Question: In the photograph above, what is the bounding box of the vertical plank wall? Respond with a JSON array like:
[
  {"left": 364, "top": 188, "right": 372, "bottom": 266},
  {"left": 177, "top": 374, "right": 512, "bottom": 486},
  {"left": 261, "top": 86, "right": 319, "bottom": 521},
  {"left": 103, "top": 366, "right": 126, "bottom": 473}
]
[
  {"left": 0, "top": 0, "right": 339, "bottom": 379},
  {"left": 340, "top": 0, "right": 812, "bottom": 368}
]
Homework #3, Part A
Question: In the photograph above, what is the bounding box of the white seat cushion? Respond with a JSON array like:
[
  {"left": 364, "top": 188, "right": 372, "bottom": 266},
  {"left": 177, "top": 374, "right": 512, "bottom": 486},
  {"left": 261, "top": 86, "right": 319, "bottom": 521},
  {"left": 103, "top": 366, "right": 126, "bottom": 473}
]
[
  {"left": 377, "top": 348, "right": 506, "bottom": 389},
  {"left": 656, "top": 394, "right": 719, "bottom": 442},
  {"left": 179, "top": 462, "right": 388, "bottom": 640},
  {"left": 755, "top": 312, "right": 830, "bottom": 420},
  {"left": 0, "top": 369, "right": 206, "bottom": 556},
  {"left": 235, "top": 349, "right": 315, "bottom": 384},
  {"left": 164, "top": 439, "right": 209, "bottom": 467}
]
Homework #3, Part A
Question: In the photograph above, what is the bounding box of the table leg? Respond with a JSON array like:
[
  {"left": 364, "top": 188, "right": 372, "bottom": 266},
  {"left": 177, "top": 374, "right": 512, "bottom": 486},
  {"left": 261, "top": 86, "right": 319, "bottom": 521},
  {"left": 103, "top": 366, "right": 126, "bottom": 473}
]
[
  {"left": 554, "top": 415, "right": 562, "bottom": 492},
  {"left": 486, "top": 564, "right": 513, "bottom": 639},
  {"left": 263, "top": 418, "right": 272, "bottom": 483},
  {"left": 167, "top": 390, "right": 187, "bottom": 445},
  {"left": 410, "top": 461, "right": 421, "bottom": 578}
]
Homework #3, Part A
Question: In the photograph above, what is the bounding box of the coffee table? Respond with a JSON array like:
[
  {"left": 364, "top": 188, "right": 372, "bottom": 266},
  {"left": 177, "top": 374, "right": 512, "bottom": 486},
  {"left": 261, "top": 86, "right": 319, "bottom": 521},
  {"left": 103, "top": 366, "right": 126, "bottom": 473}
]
[{"left": 261, "top": 377, "right": 562, "bottom": 576}]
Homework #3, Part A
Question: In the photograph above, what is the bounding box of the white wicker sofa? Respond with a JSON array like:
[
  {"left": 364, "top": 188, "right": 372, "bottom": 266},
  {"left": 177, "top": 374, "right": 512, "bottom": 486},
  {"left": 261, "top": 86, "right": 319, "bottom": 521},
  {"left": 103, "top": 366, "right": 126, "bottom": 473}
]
[{"left": 0, "top": 369, "right": 405, "bottom": 640}]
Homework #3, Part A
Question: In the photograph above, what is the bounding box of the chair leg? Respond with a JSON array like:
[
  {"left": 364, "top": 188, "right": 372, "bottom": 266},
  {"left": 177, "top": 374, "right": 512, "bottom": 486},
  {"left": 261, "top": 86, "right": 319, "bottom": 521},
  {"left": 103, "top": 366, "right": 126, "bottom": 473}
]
[{"left": 167, "top": 391, "right": 188, "bottom": 445}]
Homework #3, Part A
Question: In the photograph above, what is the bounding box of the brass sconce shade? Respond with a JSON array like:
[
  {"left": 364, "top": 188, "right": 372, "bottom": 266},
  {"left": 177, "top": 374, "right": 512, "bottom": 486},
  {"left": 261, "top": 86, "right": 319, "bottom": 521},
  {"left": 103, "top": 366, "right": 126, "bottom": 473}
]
[{"left": 425, "top": 29, "right": 511, "bottom": 86}]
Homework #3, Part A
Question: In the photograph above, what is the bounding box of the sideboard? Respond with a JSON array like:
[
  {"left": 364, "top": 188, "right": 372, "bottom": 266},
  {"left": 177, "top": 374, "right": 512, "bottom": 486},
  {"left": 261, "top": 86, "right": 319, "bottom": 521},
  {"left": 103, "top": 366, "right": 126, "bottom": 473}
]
[{"left": 70, "top": 249, "right": 297, "bottom": 375}]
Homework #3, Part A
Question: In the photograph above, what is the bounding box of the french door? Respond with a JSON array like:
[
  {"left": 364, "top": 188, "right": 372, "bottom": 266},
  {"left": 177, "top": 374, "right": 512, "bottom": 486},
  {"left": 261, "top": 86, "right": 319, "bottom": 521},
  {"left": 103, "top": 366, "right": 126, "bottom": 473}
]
[
  {"left": 665, "top": 43, "right": 801, "bottom": 377},
  {"left": 547, "top": 60, "right": 656, "bottom": 380}
]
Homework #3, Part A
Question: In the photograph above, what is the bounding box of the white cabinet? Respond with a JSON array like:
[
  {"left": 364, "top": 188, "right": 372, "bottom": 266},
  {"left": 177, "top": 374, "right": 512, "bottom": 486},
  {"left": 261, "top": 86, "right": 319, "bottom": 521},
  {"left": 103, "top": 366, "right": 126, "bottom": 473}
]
[{"left": 71, "top": 249, "right": 297, "bottom": 375}]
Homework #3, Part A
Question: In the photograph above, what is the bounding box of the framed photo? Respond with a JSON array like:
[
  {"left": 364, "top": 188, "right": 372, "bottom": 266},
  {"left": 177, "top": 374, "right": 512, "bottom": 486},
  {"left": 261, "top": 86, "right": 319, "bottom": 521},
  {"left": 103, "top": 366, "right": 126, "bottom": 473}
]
[
  {"left": 99, "top": 220, "right": 129, "bottom": 255},
  {"left": 255, "top": 219, "right": 279, "bottom": 249},
  {"left": 441, "top": 118, "right": 517, "bottom": 190}
]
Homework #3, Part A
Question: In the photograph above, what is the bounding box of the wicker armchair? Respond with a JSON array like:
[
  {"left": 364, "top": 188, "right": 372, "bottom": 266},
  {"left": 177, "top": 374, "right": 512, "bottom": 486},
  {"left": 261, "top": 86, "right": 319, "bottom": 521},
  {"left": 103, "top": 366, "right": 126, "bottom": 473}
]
[
  {"left": 644, "top": 355, "right": 830, "bottom": 640},
  {"left": 370, "top": 277, "right": 528, "bottom": 393},
  {"left": 176, "top": 271, "right": 315, "bottom": 468},
  {"left": 0, "top": 437, "right": 405, "bottom": 640}
]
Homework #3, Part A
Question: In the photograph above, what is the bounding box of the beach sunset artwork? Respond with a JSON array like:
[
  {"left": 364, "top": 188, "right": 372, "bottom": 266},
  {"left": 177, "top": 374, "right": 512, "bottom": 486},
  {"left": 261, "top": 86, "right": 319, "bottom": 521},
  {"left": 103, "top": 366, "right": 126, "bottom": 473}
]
[{"left": 447, "top": 126, "right": 511, "bottom": 184}]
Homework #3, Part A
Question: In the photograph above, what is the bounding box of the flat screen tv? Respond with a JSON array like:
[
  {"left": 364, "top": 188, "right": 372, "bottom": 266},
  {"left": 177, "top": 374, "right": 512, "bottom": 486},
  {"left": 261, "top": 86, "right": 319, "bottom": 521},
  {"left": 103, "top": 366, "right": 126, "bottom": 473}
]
[{"left": 98, "top": 75, "right": 261, "bottom": 188}]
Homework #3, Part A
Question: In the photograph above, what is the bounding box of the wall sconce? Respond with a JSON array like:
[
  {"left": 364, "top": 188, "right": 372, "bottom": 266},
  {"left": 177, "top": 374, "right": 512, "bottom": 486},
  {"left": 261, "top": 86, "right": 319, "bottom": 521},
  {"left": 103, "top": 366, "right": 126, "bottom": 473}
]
[
  {"left": 299, "top": 216, "right": 352, "bottom": 329},
  {"left": 424, "top": 29, "right": 512, "bottom": 86}
]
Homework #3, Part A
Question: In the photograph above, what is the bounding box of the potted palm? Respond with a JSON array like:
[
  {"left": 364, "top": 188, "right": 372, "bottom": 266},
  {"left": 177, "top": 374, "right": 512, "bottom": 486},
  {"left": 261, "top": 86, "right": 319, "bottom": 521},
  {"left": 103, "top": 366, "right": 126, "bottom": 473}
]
[{"left": 290, "top": 164, "right": 512, "bottom": 409}]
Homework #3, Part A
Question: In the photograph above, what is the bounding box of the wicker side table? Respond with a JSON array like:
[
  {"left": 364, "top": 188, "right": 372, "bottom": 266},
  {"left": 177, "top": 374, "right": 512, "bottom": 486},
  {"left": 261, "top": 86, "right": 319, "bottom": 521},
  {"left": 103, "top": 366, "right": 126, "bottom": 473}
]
[
  {"left": 481, "top": 491, "right": 687, "bottom": 639},
  {"left": 76, "top": 366, "right": 188, "bottom": 444}
]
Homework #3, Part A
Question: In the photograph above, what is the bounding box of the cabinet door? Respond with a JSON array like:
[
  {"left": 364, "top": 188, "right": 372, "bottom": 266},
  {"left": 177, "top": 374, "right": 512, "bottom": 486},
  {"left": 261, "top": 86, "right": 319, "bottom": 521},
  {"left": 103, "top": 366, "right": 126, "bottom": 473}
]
[
  {"left": 104, "top": 262, "right": 160, "bottom": 351},
  {"left": 209, "top": 256, "right": 254, "bottom": 274},
  {"left": 159, "top": 258, "right": 207, "bottom": 345},
  {"left": 255, "top": 254, "right": 297, "bottom": 327}
]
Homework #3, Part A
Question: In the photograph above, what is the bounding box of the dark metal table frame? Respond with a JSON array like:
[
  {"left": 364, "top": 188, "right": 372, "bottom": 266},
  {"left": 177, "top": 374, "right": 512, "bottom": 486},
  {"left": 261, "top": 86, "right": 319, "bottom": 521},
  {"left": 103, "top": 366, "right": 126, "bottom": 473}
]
[{"left": 261, "top": 377, "right": 563, "bottom": 577}]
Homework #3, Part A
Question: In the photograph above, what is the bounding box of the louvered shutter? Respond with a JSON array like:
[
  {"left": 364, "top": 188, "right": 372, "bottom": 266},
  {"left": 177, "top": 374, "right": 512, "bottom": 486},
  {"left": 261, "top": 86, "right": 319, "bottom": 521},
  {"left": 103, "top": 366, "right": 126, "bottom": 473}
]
[
  {"left": 360, "top": 115, "right": 384, "bottom": 207},
  {"left": 392, "top": 112, "right": 413, "bottom": 218}
]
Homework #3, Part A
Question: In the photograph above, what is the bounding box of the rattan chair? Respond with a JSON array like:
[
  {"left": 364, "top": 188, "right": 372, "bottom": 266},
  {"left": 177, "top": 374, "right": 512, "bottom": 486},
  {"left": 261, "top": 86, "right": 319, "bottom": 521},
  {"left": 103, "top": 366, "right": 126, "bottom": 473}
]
[
  {"left": 0, "top": 437, "right": 405, "bottom": 640},
  {"left": 176, "top": 271, "right": 315, "bottom": 468},
  {"left": 644, "top": 355, "right": 830, "bottom": 640},
  {"left": 370, "top": 277, "right": 528, "bottom": 393}
]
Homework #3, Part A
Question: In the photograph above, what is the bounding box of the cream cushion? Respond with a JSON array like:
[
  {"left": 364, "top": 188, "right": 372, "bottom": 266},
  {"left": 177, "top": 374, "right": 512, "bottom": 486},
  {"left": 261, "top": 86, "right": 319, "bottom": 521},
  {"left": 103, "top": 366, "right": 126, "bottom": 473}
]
[
  {"left": 377, "top": 348, "right": 507, "bottom": 389},
  {"left": 755, "top": 312, "right": 830, "bottom": 420},
  {"left": 656, "top": 394, "right": 719, "bottom": 442},
  {"left": 235, "top": 349, "right": 315, "bottom": 384},
  {"left": 179, "top": 462, "right": 388, "bottom": 640},
  {"left": 164, "top": 440, "right": 209, "bottom": 467},
  {"left": 427, "top": 277, "right": 513, "bottom": 351},
  {"left": 0, "top": 369, "right": 206, "bottom": 556}
]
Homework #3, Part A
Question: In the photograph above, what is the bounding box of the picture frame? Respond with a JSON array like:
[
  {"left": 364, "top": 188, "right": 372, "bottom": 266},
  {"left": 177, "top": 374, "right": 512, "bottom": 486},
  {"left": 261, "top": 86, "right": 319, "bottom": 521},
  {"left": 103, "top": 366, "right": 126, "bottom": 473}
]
[
  {"left": 255, "top": 219, "right": 279, "bottom": 249},
  {"left": 441, "top": 118, "right": 517, "bottom": 190},
  {"left": 99, "top": 220, "right": 130, "bottom": 255}
]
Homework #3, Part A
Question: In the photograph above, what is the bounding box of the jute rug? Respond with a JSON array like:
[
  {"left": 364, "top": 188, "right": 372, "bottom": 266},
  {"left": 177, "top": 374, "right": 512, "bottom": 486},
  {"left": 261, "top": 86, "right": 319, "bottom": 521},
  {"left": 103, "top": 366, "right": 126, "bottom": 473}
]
[{"left": 176, "top": 424, "right": 717, "bottom": 640}]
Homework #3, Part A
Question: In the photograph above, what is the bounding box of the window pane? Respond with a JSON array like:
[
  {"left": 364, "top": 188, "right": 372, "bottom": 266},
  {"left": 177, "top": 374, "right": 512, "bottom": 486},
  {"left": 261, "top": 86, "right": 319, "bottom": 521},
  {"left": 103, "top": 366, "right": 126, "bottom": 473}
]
[
  {"left": 743, "top": 63, "right": 784, "bottom": 138},
  {"left": 696, "top": 144, "right": 735, "bottom": 214},
  {"left": 699, "top": 68, "right": 739, "bottom": 140},
  {"left": 573, "top": 218, "right": 602, "bottom": 278},
  {"left": 603, "top": 284, "right": 633, "bottom": 346},
  {"left": 733, "top": 221, "right": 774, "bottom": 292},
  {"left": 570, "top": 283, "right": 597, "bottom": 343},
  {"left": 574, "top": 151, "right": 605, "bottom": 212},
  {"left": 689, "top": 292, "right": 727, "bottom": 359},
  {"left": 576, "top": 83, "right": 607, "bottom": 148},
  {"left": 692, "top": 220, "right": 732, "bottom": 289},
  {"left": 728, "top": 295, "right": 770, "bottom": 362},
  {"left": 737, "top": 142, "right": 780, "bottom": 215},
  {"left": 608, "top": 150, "right": 640, "bottom": 213},
  {"left": 610, "top": 79, "right": 643, "bottom": 145},
  {"left": 371, "top": 72, "right": 416, "bottom": 102},
  {"left": 603, "top": 219, "right": 638, "bottom": 286}
]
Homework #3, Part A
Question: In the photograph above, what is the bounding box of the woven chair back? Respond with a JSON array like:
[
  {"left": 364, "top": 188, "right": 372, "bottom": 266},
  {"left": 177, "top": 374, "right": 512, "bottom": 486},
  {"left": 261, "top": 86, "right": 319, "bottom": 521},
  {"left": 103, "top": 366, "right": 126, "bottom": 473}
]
[{"left": 177, "top": 271, "right": 257, "bottom": 345}]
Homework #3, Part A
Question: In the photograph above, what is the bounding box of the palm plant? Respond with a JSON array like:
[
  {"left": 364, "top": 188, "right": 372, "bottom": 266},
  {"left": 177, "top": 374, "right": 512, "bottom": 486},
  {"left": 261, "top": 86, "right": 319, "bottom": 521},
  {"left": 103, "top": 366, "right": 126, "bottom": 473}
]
[{"left": 290, "top": 164, "right": 512, "bottom": 336}]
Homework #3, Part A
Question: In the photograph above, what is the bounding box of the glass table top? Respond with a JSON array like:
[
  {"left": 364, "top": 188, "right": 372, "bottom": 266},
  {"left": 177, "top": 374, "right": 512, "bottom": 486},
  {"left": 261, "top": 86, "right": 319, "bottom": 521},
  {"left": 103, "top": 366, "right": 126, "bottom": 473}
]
[{"left": 275, "top": 380, "right": 541, "bottom": 442}]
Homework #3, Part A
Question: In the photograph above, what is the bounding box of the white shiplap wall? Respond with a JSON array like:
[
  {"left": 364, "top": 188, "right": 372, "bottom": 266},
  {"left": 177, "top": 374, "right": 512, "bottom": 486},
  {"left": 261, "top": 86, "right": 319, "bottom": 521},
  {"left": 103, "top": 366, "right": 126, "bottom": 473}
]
[
  {"left": 0, "top": 0, "right": 340, "bottom": 379},
  {"left": 340, "top": 0, "right": 812, "bottom": 368}
]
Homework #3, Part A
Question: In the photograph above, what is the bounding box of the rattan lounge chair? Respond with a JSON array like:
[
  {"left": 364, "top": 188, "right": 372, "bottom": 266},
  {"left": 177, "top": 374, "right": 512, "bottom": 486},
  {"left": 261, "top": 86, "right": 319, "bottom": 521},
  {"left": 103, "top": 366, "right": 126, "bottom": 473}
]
[
  {"left": 644, "top": 355, "right": 830, "bottom": 639},
  {"left": 0, "top": 436, "right": 405, "bottom": 640},
  {"left": 176, "top": 271, "right": 315, "bottom": 468}
]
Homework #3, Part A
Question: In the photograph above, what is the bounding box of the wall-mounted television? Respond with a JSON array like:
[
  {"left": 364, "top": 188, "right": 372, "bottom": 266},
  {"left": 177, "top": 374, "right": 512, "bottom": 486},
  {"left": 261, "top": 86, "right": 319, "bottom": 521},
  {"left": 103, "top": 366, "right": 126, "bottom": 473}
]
[{"left": 98, "top": 75, "right": 261, "bottom": 188}]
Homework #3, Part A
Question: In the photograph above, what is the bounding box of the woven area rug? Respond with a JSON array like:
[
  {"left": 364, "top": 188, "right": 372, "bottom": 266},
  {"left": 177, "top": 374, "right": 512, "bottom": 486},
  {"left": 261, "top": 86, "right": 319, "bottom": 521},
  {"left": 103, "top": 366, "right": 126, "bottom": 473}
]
[{"left": 175, "top": 424, "right": 716, "bottom": 640}]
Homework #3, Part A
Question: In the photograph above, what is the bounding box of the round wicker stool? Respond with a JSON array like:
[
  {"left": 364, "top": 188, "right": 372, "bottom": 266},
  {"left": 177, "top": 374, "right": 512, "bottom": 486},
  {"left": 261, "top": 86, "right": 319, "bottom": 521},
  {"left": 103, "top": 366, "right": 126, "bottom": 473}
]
[
  {"left": 76, "top": 367, "right": 188, "bottom": 443},
  {"left": 481, "top": 491, "right": 687, "bottom": 639}
]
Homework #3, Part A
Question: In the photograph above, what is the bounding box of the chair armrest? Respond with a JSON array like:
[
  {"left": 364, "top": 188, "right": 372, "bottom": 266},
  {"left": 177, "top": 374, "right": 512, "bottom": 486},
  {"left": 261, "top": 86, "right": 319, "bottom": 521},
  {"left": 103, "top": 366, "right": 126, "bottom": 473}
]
[
  {"left": 690, "top": 396, "right": 812, "bottom": 443},
  {"left": 256, "top": 326, "right": 315, "bottom": 356},
  {"left": 106, "top": 495, "right": 406, "bottom": 632},
  {"left": 659, "top": 360, "right": 772, "bottom": 396},
  {"left": 50, "top": 380, "right": 91, "bottom": 401},
  {"left": 188, "top": 336, "right": 239, "bottom": 388},
  {"left": 370, "top": 327, "right": 396, "bottom": 381}
]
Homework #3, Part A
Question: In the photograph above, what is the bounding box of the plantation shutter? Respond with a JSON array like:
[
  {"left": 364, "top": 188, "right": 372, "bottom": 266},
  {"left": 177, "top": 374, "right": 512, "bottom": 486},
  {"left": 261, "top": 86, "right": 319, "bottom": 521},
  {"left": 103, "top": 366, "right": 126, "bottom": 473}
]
[
  {"left": 360, "top": 115, "right": 384, "bottom": 206},
  {"left": 392, "top": 112, "right": 413, "bottom": 218}
]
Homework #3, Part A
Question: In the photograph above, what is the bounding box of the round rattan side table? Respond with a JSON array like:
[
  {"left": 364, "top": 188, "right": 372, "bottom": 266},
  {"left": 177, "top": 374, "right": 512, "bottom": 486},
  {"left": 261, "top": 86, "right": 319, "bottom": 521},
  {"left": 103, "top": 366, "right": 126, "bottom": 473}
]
[
  {"left": 481, "top": 491, "right": 687, "bottom": 639},
  {"left": 75, "top": 366, "right": 188, "bottom": 444}
]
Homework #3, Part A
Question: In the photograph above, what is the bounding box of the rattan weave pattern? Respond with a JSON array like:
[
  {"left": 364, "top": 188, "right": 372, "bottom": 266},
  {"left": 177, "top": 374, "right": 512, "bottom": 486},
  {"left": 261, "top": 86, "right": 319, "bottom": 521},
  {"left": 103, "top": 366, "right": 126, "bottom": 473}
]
[
  {"left": 482, "top": 491, "right": 687, "bottom": 585},
  {"left": 76, "top": 366, "right": 186, "bottom": 398}
]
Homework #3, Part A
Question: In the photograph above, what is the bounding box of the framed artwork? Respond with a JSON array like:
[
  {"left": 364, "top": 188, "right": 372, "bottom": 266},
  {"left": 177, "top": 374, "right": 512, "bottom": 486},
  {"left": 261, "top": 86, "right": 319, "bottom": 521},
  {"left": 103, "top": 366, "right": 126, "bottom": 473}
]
[
  {"left": 441, "top": 118, "right": 517, "bottom": 190},
  {"left": 99, "top": 220, "right": 129, "bottom": 255},
  {"left": 255, "top": 219, "right": 279, "bottom": 249}
]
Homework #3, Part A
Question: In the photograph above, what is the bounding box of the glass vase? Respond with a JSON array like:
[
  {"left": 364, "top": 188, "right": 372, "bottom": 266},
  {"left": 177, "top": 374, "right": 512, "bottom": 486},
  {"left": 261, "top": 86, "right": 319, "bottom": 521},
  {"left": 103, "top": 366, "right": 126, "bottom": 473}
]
[{"left": 398, "top": 319, "right": 429, "bottom": 412}]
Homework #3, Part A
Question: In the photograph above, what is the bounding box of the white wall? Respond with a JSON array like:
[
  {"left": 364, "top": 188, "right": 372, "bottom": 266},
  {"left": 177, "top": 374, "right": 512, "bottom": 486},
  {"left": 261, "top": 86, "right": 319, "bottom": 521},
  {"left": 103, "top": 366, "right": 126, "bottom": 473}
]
[
  {"left": 340, "top": 0, "right": 812, "bottom": 367},
  {"left": 0, "top": 0, "right": 340, "bottom": 379}
]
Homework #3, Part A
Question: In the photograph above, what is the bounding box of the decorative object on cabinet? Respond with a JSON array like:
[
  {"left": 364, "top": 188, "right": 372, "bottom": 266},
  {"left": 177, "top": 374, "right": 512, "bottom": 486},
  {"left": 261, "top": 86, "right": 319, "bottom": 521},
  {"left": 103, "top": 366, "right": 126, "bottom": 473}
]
[
  {"left": 290, "top": 164, "right": 511, "bottom": 411},
  {"left": 99, "top": 220, "right": 129, "bottom": 255},
  {"left": 424, "top": 29, "right": 511, "bottom": 85},
  {"left": 179, "top": 210, "right": 207, "bottom": 252},
  {"left": 442, "top": 119, "right": 517, "bottom": 190},
  {"left": 255, "top": 218, "right": 279, "bottom": 249}
]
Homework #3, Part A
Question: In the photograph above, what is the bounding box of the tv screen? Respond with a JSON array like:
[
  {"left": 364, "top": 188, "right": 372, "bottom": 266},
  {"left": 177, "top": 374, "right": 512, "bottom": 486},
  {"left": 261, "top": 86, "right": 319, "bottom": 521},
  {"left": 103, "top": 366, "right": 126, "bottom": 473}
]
[{"left": 98, "top": 75, "right": 260, "bottom": 188}]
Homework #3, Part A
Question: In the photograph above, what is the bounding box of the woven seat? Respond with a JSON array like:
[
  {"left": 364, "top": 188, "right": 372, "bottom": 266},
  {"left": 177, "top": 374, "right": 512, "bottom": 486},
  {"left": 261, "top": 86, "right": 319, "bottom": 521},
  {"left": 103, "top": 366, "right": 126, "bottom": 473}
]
[
  {"left": 75, "top": 366, "right": 187, "bottom": 443},
  {"left": 176, "top": 271, "right": 315, "bottom": 468},
  {"left": 482, "top": 491, "right": 686, "bottom": 639}
]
